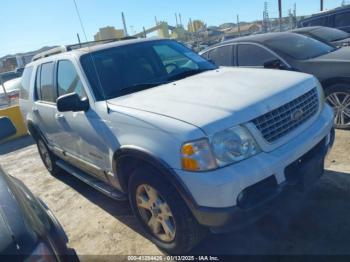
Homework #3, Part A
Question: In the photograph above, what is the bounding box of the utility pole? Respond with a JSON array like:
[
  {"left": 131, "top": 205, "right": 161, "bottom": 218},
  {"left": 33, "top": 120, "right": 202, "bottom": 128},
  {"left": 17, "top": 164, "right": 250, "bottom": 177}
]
[
  {"left": 179, "top": 13, "right": 183, "bottom": 27},
  {"left": 175, "top": 13, "right": 178, "bottom": 27},
  {"left": 320, "top": 0, "right": 324, "bottom": 11},
  {"left": 278, "top": 0, "right": 282, "bottom": 32},
  {"left": 155, "top": 16, "right": 158, "bottom": 25},
  {"left": 237, "top": 14, "right": 241, "bottom": 36}
]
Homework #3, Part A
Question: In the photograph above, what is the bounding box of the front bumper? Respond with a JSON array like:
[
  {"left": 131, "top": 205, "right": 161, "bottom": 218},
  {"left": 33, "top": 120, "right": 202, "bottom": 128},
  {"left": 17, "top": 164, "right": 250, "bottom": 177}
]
[{"left": 174, "top": 105, "right": 334, "bottom": 229}]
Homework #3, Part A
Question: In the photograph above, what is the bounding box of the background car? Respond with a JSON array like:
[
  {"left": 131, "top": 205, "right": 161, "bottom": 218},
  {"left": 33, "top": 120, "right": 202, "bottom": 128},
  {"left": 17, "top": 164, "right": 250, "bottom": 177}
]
[
  {"left": 298, "top": 5, "right": 350, "bottom": 33},
  {"left": 0, "top": 77, "right": 21, "bottom": 108},
  {"left": 291, "top": 26, "right": 350, "bottom": 47},
  {"left": 200, "top": 32, "right": 350, "bottom": 129},
  {"left": 0, "top": 117, "right": 77, "bottom": 261}
]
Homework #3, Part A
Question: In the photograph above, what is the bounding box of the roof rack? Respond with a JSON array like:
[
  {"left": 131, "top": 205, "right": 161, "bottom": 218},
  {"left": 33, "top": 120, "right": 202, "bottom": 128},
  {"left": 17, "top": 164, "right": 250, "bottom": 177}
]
[{"left": 31, "top": 36, "right": 137, "bottom": 62}]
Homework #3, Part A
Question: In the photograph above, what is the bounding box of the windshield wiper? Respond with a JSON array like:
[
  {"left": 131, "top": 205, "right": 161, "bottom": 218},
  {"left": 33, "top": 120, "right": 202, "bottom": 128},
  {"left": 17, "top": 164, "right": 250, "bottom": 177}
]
[
  {"left": 119, "top": 81, "right": 169, "bottom": 95},
  {"left": 167, "top": 69, "right": 211, "bottom": 81}
]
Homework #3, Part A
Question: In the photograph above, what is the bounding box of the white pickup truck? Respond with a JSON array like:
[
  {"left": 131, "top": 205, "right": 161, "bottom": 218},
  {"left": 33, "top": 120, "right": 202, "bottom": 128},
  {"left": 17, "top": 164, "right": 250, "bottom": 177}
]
[{"left": 19, "top": 38, "right": 334, "bottom": 254}]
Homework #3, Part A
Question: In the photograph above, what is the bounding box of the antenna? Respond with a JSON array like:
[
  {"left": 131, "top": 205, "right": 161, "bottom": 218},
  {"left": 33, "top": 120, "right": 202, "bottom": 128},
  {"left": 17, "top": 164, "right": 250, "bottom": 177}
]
[
  {"left": 72, "top": 0, "right": 109, "bottom": 112},
  {"left": 122, "top": 12, "right": 128, "bottom": 37}
]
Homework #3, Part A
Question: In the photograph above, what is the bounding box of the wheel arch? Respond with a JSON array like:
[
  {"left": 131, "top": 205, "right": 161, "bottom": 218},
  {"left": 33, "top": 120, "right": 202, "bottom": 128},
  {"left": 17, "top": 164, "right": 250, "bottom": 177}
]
[
  {"left": 112, "top": 146, "right": 198, "bottom": 210},
  {"left": 321, "top": 77, "right": 350, "bottom": 90}
]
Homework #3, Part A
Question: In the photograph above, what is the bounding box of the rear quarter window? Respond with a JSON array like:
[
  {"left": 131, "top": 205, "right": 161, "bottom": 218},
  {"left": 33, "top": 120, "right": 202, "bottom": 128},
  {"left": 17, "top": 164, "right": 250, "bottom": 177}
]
[{"left": 19, "top": 66, "right": 33, "bottom": 100}]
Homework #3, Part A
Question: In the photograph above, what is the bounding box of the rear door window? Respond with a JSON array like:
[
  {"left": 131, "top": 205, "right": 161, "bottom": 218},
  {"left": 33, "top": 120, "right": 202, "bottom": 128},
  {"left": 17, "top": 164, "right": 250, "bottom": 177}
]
[
  {"left": 57, "top": 60, "right": 86, "bottom": 99},
  {"left": 237, "top": 44, "right": 275, "bottom": 67},
  {"left": 304, "top": 16, "right": 328, "bottom": 26},
  {"left": 207, "top": 45, "right": 233, "bottom": 66},
  {"left": 38, "top": 62, "right": 55, "bottom": 103}
]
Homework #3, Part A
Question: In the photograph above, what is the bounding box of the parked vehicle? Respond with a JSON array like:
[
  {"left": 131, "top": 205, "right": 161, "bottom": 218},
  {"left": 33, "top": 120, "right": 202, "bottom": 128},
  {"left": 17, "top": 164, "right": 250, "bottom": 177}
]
[
  {"left": 0, "top": 117, "right": 76, "bottom": 261},
  {"left": 298, "top": 5, "right": 350, "bottom": 33},
  {"left": 291, "top": 26, "right": 350, "bottom": 47},
  {"left": 0, "top": 77, "right": 21, "bottom": 108},
  {"left": 20, "top": 38, "right": 334, "bottom": 254},
  {"left": 200, "top": 32, "right": 350, "bottom": 129},
  {"left": 0, "top": 71, "right": 21, "bottom": 83}
]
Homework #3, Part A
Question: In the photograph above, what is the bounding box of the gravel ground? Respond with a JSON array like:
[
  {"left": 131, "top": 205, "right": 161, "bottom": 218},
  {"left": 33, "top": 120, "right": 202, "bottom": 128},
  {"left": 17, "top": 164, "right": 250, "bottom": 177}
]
[{"left": 0, "top": 130, "right": 349, "bottom": 259}]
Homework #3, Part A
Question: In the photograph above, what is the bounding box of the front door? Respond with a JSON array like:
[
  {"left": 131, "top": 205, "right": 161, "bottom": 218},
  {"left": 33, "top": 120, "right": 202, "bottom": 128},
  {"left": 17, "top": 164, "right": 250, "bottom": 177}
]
[{"left": 52, "top": 59, "right": 110, "bottom": 182}]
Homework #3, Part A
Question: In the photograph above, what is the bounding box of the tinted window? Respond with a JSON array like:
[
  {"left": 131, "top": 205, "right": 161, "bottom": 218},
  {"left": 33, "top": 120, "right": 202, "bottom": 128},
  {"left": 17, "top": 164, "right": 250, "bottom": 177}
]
[
  {"left": 81, "top": 40, "right": 216, "bottom": 100},
  {"left": 304, "top": 16, "right": 328, "bottom": 27},
  {"left": 335, "top": 12, "right": 350, "bottom": 27},
  {"left": 19, "top": 66, "right": 33, "bottom": 99},
  {"left": 311, "top": 27, "right": 349, "bottom": 42},
  {"left": 207, "top": 45, "right": 232, "bottom": 66},
  {"left": 39, "top": 62, "right": 55, "bottom": 102},
  {"left": 237, "top": 44, "right": 275, "bottom": 66},
  {"left": 266, "top": 34, "right": 335, "bottom": 60},
  {"left": 57, "top": 60, "right": 85, "bottom": 98}
]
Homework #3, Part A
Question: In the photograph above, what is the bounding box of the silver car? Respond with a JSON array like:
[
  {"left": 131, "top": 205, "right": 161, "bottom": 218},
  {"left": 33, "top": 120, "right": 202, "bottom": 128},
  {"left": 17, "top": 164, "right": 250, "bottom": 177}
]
[{"left": 0, "top": 77, "right": 21, "bottom": 108}]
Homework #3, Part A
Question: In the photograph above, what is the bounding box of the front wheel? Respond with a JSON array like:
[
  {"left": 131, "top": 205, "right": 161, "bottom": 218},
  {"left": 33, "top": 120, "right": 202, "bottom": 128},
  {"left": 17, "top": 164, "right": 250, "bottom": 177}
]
[
  {"left": 37, "top": 138, "right": 60, "bottom": 176},
  {"left": 325, "top": 84, "right": 350, "bottom": 130},
  {"left": 128, "top": 165, "right": 207, "bottom": 254}
]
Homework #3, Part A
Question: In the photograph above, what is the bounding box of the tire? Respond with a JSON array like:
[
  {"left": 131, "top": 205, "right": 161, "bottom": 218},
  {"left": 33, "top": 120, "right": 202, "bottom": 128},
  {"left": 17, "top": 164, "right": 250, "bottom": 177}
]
[
  {"left": 36, "top": 138, "right": 61, "bottom": 176},
  {"left": 325, "top": 83, "right": 350, "bottom": 130},
  {"left": 128, "top": 165, "right": 207, "bottom": 254}
]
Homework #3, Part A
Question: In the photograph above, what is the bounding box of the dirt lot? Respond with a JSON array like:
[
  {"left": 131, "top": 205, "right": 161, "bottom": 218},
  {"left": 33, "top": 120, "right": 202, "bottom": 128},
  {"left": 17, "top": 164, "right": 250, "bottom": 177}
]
[{"left": 0, "top": 130, "right": 350, "bottom": 259}]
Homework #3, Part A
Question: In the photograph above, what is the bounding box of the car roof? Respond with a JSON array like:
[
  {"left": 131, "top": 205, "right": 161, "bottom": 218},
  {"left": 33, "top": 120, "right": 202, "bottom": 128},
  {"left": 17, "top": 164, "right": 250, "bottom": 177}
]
[
  {"left": 201, "top": 32, "right": 295, "bottom": 52},
  {"left": 300, "top": 5, "right": 350, "bottom": 21},
  {"left": 27, "top": 37, "right": 165, "bottom": 67}
]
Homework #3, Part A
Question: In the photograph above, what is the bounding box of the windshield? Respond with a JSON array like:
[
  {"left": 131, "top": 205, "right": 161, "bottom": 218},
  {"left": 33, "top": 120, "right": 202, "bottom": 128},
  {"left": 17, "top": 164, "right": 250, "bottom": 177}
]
[
  {"left": 266, "top": 34, "right": 335, "bottom": 60},
  {"left": 81, "top": 40, "right": 216, "bottom": 100},
  {"left": 311, "top": 27, "right": 350, "bottom": 42}
]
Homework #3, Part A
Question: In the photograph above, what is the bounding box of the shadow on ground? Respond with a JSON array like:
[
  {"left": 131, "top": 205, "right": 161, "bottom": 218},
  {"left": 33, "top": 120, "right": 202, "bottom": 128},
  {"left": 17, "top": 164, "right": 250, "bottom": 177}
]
[
  {"left": 0, "top": 135, "right": 35, "bottom": 155},
  {"left": 53, "top": 166, "right": 350, "bottom": 255}
]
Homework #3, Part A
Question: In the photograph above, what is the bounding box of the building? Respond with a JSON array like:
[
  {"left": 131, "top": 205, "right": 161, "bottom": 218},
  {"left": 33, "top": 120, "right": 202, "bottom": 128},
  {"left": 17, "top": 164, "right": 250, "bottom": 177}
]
[{"left": 94, "top": 26, "right": 125, "bottom": 41}]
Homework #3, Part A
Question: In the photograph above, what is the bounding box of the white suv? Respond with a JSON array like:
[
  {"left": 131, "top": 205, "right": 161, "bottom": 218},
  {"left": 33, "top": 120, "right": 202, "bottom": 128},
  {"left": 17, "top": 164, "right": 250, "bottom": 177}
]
[{"left": 19, "top": 38, "right": 334, "bottom": 254}]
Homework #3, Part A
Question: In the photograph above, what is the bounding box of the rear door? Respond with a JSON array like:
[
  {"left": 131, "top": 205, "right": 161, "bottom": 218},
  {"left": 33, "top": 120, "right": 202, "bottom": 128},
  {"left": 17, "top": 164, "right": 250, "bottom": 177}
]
[{"left": 32, "top": 62, "right": 59, "bottom": 144}]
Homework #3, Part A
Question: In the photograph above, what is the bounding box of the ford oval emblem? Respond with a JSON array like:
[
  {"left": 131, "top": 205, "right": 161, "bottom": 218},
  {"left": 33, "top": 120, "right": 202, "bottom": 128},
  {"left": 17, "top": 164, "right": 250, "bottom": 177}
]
[{"left": 291, "top": 108, "right": 304, "bottom": 121}]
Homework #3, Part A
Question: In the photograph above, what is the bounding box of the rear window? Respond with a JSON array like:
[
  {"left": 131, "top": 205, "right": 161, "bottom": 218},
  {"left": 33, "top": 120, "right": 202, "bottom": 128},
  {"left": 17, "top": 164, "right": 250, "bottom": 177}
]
[
  {"left": 311, "top": 27, "right": 349, "bottom": 42},
  {"left": 266, "top": 34, "right": 335, "bottom": 60},
  {"left": 335, "top": 12, "right": 350, "bottom": 27},
  {"left": 303, "top": 16, "right": 329, "bottom": 27},
  {"left": 19, "top": 66, "right": 33, "bottom": 100}
]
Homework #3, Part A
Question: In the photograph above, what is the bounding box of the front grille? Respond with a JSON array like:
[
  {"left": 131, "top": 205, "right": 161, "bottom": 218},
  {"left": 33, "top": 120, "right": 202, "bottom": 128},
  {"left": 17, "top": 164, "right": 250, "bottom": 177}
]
[{"left": 252, "top": 88, "right": 319, "bottom": 143}]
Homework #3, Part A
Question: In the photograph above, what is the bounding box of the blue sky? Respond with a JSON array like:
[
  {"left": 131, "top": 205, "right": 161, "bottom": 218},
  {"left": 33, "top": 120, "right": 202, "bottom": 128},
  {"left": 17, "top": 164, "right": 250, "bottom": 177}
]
[{"left": 0, "top": 0, "right": 344, "bottom": 57}]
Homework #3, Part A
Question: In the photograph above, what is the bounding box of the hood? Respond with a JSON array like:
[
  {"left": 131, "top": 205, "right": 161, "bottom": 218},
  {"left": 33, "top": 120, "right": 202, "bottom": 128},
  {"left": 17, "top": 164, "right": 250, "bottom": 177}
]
[
  {"left": 310, "top": 46, "right": 350, "bottom": 62},
  {"left": 108, "top": 67, "right": 317, "bottom": 135},
  {"left": 0, "top": 168, "right": 37, "bottom": 255}
]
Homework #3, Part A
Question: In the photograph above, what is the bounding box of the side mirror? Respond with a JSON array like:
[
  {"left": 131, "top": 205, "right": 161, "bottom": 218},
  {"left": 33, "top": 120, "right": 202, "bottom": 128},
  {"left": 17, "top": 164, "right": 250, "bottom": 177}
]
[
  {"left": 0, "top": 117, "right": 17, "bottom": 141},
  {"left": 263, "top": 59, "right": 286, "bottom": 70},
  {"left": 57, "top": 93, "right": 89, "bottom": 112}
]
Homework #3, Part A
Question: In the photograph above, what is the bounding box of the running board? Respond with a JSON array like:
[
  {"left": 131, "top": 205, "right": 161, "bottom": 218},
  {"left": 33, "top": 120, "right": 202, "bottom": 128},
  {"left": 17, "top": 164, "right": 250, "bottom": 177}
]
[{"left": 56, "top": 160, "right": 127, "bottom": 201}]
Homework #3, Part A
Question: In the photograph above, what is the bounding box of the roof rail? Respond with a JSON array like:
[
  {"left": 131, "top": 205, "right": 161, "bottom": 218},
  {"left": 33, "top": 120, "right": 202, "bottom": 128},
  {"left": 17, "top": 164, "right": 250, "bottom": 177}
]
[{"left": 31, "top": 36, "right": 138, "bottom": 62}]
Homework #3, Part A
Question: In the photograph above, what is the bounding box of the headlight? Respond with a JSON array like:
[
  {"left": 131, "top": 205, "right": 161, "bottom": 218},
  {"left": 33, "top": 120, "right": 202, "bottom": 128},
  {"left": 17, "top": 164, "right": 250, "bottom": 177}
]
[
  {"left": 211, "top": 126, "right": 260, "bottom": 166},
  {"left": 181, "top": 126, "right": 260, "bottom": 172},
  {"left": 181, "top": 139, "right": 217, "bottom": 171}
]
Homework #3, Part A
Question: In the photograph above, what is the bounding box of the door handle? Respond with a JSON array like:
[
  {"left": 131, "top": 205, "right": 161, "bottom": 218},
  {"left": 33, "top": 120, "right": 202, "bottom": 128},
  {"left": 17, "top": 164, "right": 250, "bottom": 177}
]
[
  {"left": 55, "top": 113, "right": 65, "bottom": 119},
  {"left": 32, "top": 107, "right": 39, "bottom": 113}
]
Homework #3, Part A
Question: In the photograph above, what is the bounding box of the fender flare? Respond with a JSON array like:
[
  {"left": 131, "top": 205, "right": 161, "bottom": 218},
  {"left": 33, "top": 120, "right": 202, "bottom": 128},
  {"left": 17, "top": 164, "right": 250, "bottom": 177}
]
[
  {"left": 321, "top": 77, "right": 350, "bottom": 90},
  {"left": 113, "top": 146, "right": 199, "bottom": 210}
]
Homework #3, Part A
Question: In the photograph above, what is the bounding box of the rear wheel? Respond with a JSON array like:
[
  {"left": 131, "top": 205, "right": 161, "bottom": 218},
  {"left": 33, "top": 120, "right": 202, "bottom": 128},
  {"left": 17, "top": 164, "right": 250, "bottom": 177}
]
[
  {"left": 37, "top": 138, "right": 60, "bottom": 176},
  {"left": 325, "top": 84, "right": 350, "bottom": 130},
  {"left": 128, "top": 165, "right": 207, "bottom": 254}
]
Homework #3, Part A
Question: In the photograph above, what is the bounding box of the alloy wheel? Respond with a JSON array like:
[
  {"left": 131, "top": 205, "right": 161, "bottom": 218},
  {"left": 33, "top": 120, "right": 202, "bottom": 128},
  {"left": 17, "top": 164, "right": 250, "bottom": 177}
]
[
  {"left": 136, "top": 184, "right": 176, "bottom": 242},
  {"left": 326, "top": 92, "right": 350, "bottom": 127}
]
